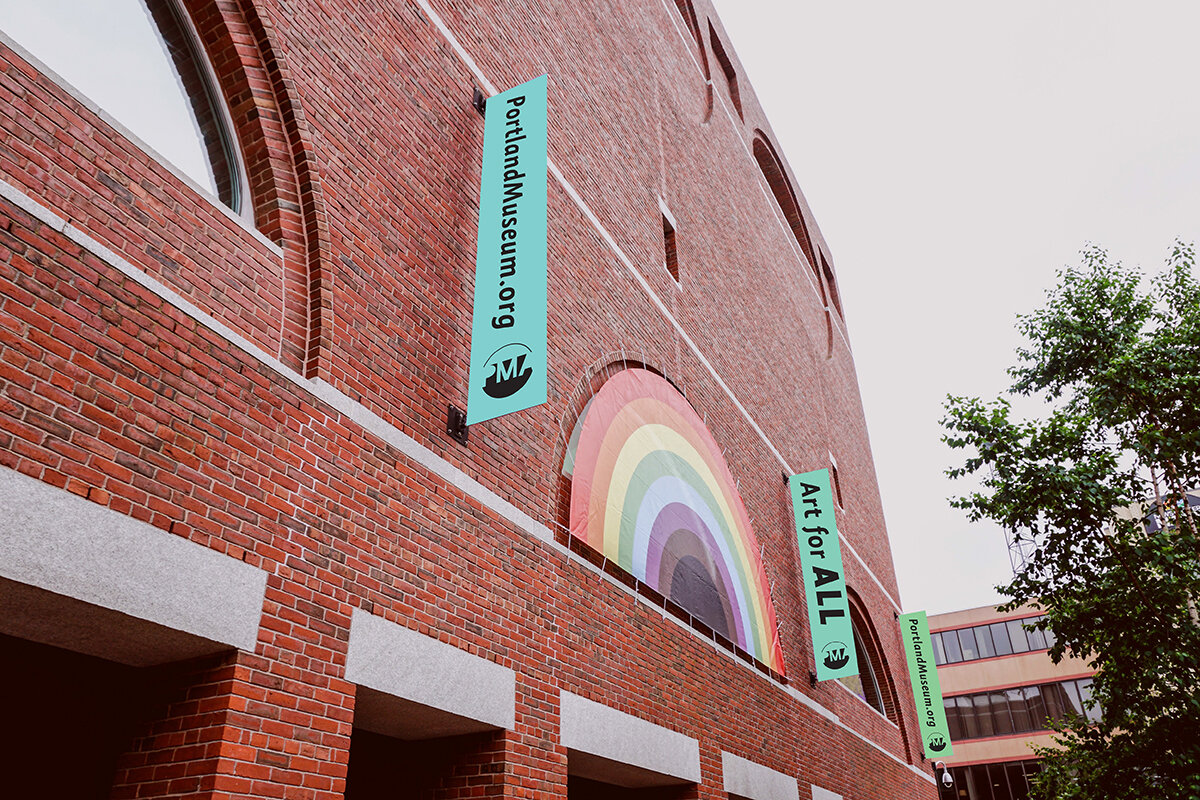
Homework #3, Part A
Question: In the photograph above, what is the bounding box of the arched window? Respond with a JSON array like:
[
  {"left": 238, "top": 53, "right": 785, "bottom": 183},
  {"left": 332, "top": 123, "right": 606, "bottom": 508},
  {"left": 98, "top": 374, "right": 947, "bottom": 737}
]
[
  {"left": 561, "top": 367, "right": 787, "bottom": 676},
  {"left": 0, "top": 0, "right": 246, "bottom": 213},
  {"left": 753, "top": 132, "right": 817, "bottom": 274},
  {"left": 838, "top": 592, "right": 898, "bottom": 720},
  {"left": 841, "top": 621, "right": 885, "bottom": 712}
]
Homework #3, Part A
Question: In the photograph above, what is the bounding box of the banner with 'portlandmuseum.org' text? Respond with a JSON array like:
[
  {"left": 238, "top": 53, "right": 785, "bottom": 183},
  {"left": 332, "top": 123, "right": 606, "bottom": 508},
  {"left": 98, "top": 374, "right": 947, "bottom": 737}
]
[
  {"left": 467, "top": 75, "right": 548, "bottom": 425},
  {"left": 901, "top": 611, "right": 954, "bottom": 758}
]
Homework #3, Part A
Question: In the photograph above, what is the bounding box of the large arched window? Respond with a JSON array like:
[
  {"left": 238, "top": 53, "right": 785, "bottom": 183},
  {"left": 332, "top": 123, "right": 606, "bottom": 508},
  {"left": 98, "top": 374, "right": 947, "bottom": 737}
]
[
  {"left": 0, "top": 0, "right": 246, "bottom": 213},
  {"left": 838, "top": 592, "right": 898, "bottom": 721},
  {"left": 841, "top": 621, "right": 885, "bottom": 712}
]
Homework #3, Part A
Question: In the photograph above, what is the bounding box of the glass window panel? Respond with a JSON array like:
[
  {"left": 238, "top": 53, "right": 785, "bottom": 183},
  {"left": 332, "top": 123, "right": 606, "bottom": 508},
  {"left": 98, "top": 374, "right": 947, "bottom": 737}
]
[
  {"left": 989, "top": 622, "right": 1013, "bottom": 655},
  {"left": 975, "top": 624, "right": 996, "bottom": 659},
  {"left": 1026, "top": 624, "right": 1047, "bottom": 650},
  {"left": 945, "top": 696, "right": 964, "bottom": 741},
  {"left": 1043, "top": 625, "right": 1057, "bottom": 649},
  {"left": 1006, "top": 763, "right": 1032, "bottom": 800},
  {"left": 1042, "top": 683, "right": 1070, "bottom": 723},
  {"left": 959, "top": 696, "right": 981, "bottom": 738},
  {"left": 958, "top": 627, "right": 979, "bottom": 661},
  {"left": 1006, "top": 619, "right": 1031, "bottom": 653},
  {"left": 0, "top": 0, "right": 240, "bottom": 209},
  {"left": 1024, "top": 685, "right": 1048, "bottom": 729},
  {"left": 1063, "top": 679, "right": 1085, "bottom": 716},
  {"left": 987, "top": 762, "right": 1014, "bottom": 800},
  {"left": 1076, "top": 678, "right": 1102, "bottom": 723},
  {"left": 991, "top": 691, "right": 1014, "bottom": 735},
  {"left": 968, "top": 764, "right": 996, "bottom": 800},
  {"left": 942, "top": 629, "right": 964, "bottom": 663},
  {"left": 933, "top": 632, "right": 947, "bottom": 665},
  {"left": 973, "top": 694, "right": 995, "bottom": 737},
  {"left": 950, "top": 767, "right": 969, "bottom": 800},
  {"left": 1007, "top": 687, "right": 1032, "bottom": 731}
]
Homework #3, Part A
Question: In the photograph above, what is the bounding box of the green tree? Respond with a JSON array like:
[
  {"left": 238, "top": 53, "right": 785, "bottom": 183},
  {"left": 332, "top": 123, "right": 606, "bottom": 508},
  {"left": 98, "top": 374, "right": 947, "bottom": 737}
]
[{"left": 941, "top": 243, "right": 1200, "bottom": 799}]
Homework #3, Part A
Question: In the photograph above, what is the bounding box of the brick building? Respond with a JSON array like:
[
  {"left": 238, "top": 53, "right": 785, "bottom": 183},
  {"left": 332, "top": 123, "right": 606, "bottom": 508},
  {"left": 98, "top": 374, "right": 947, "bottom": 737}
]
[
  {"left": 929, "top": 604, "right": 1098, "bottom": 800},
  {"left": 0, "top": 1, "right": 936, "bottom": 798}
]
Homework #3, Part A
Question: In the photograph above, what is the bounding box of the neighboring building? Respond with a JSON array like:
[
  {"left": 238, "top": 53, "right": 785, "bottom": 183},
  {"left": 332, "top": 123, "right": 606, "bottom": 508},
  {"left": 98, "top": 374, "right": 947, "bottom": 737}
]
[
  {"left": 0, "top": 1, "right": 936, "bottom": 799},
  {"left": 929, "top": 604, "right": 1099, "bottom": 800}
]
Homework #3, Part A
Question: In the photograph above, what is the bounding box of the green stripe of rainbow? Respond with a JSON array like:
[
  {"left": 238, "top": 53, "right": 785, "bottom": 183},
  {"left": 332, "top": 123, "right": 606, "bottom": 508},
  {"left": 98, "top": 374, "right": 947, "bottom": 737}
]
[{"left": 568, "top": 369, "right": 785, "bottom": 673}]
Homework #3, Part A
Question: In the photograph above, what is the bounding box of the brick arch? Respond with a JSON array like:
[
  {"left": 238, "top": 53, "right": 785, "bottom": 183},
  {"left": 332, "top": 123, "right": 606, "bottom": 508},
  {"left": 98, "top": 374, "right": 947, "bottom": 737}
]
[
  {"left": 845, "top": 587, "right": 909, "bottom": 747},
  {"left": 752, "top": 130, "right": 817, "bottom": 276},
  {"left": 180, "top": 0, "right": 332, "bottom": 375},
  {"left": 670, "top": 0, "right": 713, "bottom": 121}
]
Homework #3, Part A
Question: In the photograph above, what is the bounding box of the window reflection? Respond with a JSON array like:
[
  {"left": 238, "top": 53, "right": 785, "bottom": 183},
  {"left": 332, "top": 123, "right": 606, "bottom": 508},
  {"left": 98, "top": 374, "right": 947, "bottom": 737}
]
[
  {"left": 931, "top": 615, "right": 1051, "bottom": 665},
  {"left": 945, "top": 678, "right": 1101, "bottom": 740},
  {"left": 0, "top": 0, "right": 242, "bottom": 210}
]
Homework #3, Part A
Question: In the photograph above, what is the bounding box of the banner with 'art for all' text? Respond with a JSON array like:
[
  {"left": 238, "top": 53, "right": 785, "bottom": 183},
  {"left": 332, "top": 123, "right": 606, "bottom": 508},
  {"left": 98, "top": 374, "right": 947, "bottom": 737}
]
[{"left": 789, "top": 469, "right": 858, "bottom": 682}]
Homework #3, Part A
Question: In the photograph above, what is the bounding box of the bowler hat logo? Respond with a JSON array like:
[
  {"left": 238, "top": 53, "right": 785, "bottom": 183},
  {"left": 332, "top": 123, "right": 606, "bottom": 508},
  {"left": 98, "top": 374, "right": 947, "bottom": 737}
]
[
  {"left": 821, "top": 641, "right": 851, "bottom": 671},
  {"left": 482, "top": 343, "right": 533, "bottom": 398},
  {"left": 927, "top": 733, "right": 947, "bottom": 752}
]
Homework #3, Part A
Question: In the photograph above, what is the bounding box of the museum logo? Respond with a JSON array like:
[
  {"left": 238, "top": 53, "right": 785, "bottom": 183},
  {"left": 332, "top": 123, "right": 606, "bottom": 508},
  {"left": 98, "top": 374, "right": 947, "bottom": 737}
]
[
  {"left": 821, "top": 641, "right": 851, "bottom": 671},
  {"left": 482, "top": 343, "right": 534, "bottom": 398}
]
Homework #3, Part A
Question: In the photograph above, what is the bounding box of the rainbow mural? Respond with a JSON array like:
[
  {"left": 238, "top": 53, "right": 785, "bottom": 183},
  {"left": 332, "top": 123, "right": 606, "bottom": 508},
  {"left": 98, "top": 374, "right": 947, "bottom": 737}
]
[{"left": 566, "top": 368, "right": 786, "bottom": 674}]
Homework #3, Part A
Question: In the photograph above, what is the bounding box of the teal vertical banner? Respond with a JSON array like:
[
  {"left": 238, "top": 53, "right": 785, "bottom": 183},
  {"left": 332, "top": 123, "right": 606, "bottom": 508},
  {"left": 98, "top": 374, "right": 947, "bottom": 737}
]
[
  {"left": 900, "top": 611, "right": 954, "bottom": 758},
  {"left": 789, "top": 469, "right": 858, "bottom": 682},
  {"left": 467, "top": 75, "right": 548, "bottom": 425}
]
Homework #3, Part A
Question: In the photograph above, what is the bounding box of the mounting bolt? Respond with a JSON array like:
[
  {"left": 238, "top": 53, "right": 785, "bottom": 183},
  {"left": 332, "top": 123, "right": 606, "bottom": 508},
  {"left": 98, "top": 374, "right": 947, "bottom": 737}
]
[{"left": 472, "top": 86, "right": 487, "bottom": 115}]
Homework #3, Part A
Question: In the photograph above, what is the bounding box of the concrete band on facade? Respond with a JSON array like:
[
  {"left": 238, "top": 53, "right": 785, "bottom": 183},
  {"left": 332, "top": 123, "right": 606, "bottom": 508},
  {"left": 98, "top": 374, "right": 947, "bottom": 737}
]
[
  {"left": 721, "top": 752, "right": 799, "bottom": 800},
  {"left": 344, "top": 607, "right": 517, "bottom": 737},
  {"left": 560, "top": 691, "right": 702, "bottom": 787},
  {"left": 0, "top": 466, "right": 267, "bottom": 665},
  {"left": 811, "top": 786, "right": 844, "bottom": 800}
]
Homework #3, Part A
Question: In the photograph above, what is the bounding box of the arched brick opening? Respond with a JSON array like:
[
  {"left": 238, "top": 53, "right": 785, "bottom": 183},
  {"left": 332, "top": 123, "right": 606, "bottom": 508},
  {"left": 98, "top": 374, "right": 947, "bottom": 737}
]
[
  {"left": 180, "top": 0, "right": 332, "bottom": 375},
  {"left": 753, "top": 131, "right": 817, "bottom": 276},
  {"left": 845, "top": 587, "right": 901, "bottom": 724}
]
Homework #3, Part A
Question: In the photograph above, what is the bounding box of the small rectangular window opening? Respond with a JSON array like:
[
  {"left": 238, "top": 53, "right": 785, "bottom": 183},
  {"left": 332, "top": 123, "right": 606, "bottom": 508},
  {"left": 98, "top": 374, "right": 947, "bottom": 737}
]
[
  {"left": 662, "top": 213, "right": 679, "bottom": 283},
  {"left": 708, "top": 23, "right": 743, "bottom": 120}
]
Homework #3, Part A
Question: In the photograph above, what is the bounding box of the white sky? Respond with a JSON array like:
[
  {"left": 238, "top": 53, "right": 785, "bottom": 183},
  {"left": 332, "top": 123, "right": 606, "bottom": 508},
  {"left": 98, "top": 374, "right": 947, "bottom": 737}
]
[{"left": 711, "top": 0, "right": 1200, "bottom": 614}]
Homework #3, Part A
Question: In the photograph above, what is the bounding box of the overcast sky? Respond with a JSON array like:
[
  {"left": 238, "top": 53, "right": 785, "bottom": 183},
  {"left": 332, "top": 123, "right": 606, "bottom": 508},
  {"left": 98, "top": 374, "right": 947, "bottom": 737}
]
[{"left": 711, "top": 0, "right": 1200, "bottom": 614}]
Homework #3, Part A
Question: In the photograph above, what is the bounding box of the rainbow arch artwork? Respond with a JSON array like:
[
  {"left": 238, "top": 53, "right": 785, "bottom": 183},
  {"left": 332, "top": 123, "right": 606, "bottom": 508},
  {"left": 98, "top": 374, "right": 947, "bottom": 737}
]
[{"left": 566, "top": 368, "right": 786, "bottom": 674}]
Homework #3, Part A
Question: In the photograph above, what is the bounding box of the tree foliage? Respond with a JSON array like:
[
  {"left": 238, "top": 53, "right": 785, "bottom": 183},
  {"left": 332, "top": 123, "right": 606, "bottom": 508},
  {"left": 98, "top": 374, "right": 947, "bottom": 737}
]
[{"left": 941, "top": 243, "right": 1200, "bottom": 799}]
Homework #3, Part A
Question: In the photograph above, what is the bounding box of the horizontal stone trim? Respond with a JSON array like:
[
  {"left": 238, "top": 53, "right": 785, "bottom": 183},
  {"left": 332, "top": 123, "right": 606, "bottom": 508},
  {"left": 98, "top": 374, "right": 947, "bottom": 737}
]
[
  {"left": 722, "top": 752, "right": 798, "bottom": 800},
  {"left": 0, "top": 466, "right": 267, "bottom": 657},
  {"left": 560, "top": 691, "right": 701, "bottom": 786},
  {"left": 345, "top": 608, "right": 516, "bottom": 732}
]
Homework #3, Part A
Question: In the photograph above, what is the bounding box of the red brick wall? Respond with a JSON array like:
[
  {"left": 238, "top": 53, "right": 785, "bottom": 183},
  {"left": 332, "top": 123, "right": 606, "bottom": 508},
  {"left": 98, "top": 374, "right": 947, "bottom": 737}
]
[{"left": 0, "top": 0, "right": 935, "bottom": 797}]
